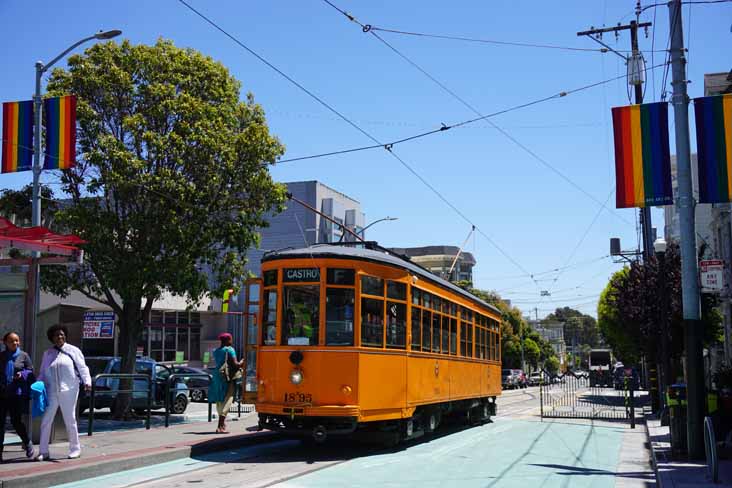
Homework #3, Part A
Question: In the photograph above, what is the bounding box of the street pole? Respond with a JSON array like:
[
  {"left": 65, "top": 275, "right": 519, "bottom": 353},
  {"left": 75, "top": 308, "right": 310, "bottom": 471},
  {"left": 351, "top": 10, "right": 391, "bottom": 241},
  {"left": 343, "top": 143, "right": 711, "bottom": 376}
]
[{"left": 667, "top": 0, "right": 705, "bottom": 459}]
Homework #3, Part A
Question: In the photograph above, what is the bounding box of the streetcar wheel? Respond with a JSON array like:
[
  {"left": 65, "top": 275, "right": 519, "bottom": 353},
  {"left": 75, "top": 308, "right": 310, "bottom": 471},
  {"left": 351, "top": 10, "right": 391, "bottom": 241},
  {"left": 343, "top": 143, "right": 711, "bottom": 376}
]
[{"left": 426, "top": 411, "right": 441, "bottom": 433}]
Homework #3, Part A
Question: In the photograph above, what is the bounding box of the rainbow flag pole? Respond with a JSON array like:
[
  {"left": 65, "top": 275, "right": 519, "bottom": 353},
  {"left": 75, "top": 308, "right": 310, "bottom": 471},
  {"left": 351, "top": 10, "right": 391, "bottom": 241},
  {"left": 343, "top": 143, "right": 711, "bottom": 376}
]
[{"left": 611, "top": 102, "right": 673, "bottom": 209}]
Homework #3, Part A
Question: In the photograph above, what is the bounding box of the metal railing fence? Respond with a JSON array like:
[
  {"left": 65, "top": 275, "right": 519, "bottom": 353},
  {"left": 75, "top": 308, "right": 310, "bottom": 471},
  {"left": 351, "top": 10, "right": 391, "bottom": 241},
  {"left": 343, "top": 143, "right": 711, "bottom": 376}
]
[
  {"left": 164, "top": 372, "right": 213, "bottom": 428},
  {"left": 87, "top": 373, "right": 152, "bottom": 436}
]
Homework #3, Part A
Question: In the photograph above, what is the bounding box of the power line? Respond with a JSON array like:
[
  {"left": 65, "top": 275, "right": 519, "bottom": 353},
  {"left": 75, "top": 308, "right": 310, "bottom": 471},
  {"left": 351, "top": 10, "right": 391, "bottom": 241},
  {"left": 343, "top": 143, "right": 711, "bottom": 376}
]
[
  {"left": 277, "top": 68, "right": 659, "bottom": 164},
  {"left": 177, "top": 0, "right": 538, "bottom": 281}
]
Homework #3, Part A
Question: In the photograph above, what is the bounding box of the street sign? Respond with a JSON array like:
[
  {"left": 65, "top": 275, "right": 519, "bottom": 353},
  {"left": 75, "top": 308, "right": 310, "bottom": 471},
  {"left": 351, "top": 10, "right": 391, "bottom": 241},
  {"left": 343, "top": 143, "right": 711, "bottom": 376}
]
[
  {"left": 83, "top": 311, "right": 115, "bottom": 339},
  {"left": 700, "top": 259, "right": 724, "bottom": 292}
]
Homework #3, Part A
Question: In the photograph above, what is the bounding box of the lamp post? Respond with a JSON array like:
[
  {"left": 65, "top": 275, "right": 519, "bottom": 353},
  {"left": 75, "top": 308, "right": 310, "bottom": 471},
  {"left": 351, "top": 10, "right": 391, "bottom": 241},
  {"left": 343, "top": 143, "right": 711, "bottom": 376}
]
[
  {"left": 654, "top": 237, "right": 671, "bottom": 415},
  {"left": 359, "top": 216, "right": 398, "bottom": 239},
  {"left": 28, "top": 29, "right": 122, "bottom": 359}
]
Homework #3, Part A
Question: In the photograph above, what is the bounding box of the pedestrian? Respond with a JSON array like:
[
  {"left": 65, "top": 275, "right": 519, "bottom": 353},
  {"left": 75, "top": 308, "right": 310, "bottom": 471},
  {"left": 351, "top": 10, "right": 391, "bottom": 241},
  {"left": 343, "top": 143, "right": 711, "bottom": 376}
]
[
  {"left": 0, "top": 332, "right": 35, "bottom": 461},
  {"left": 209, "top": 333, "right": 244, "bottom": 434},
  {"left": 36, "top": 324, "right": 91, "bottom": 461}
]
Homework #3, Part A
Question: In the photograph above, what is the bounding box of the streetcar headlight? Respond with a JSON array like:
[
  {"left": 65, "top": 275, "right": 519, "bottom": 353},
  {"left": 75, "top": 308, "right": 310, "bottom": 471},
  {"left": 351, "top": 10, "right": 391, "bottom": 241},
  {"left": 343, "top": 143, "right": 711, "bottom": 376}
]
[
  {"left": 290, "top": 369, "right": 303, "bottom": 385},
  {"left": 341, "top": 385, "right": 352, "bottom": 395}
]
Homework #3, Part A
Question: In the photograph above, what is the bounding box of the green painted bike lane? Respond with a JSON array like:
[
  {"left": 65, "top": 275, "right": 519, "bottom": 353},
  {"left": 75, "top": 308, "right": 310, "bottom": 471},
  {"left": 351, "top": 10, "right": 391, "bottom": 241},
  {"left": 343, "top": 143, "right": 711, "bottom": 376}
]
[{"left": 276, "top": 419, "right": 625, "bottom": 488}]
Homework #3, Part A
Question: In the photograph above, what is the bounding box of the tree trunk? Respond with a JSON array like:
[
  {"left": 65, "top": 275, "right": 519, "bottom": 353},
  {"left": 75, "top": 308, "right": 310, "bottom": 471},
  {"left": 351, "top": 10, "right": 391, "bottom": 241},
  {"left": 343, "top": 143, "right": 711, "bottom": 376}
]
[{"left": 112, "top": 298, "right": 143, "bottom": 419}]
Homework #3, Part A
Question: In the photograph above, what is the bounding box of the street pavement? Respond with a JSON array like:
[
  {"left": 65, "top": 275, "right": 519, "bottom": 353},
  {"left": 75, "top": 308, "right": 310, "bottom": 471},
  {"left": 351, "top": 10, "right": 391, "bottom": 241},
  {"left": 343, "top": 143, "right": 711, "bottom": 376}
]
[{"left": 39, "top": 386, "right": 658, "bottom": 488}]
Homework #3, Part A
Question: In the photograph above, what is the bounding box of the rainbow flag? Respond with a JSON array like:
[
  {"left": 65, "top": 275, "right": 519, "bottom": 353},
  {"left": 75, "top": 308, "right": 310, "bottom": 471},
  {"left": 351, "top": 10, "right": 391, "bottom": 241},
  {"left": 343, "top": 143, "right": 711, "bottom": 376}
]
[
  {"left": 1, "top": 100, "right": 34, "bottom": 173},
  {"left": 43, "top": 95, "right": 77, "bottom": 170},
  {"left": 611, "top": 102, "right": 673, "bottom": 208},
  {"left": 694, "top": 94, "right": 732, "bottom": 204}
]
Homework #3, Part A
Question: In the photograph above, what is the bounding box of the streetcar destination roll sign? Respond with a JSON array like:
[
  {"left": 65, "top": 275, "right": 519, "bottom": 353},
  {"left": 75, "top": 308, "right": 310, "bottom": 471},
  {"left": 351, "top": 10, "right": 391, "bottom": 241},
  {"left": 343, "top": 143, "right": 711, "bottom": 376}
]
[{"left": 284, "top": 267, "right": 320, "bottom": 282}]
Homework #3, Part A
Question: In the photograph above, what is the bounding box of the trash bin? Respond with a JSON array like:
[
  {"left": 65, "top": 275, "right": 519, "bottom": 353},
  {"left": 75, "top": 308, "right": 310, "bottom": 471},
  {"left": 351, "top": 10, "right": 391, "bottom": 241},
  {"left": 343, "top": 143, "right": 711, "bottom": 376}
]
[{"left": 667, "top": 383, "right": 687, "bottom": 456}]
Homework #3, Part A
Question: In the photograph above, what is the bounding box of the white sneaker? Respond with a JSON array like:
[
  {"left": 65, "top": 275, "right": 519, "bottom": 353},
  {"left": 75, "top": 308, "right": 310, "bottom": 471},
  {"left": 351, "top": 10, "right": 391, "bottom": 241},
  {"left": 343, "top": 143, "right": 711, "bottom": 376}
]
[
  {"left": 68, "top": 451, "right": 81, "bottom": 459},
  {"left": 35, "top": 453, "right": 49, "bottom": 462}
]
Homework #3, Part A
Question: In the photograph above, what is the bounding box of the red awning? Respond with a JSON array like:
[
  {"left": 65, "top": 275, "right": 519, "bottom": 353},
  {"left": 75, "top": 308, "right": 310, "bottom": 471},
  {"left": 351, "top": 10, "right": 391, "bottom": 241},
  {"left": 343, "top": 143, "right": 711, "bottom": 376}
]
[{"left": 0, "top": 217, "right": 85, "bottom": 256}]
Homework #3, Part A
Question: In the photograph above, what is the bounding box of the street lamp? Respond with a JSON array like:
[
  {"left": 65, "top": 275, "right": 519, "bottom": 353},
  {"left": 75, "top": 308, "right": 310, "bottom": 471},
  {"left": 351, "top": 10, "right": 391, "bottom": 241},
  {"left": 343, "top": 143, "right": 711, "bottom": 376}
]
[
  {"left": 654, "top": 237, "right": 671, "bottom": 417},
  {"left": 32, "top": 30, "right": 122, "bottom": 228},
  {"left": 29, "top": 29, "right": 122, "bottom": 357},
  {"left": 359, "top": 216, "right": 398, "bottom": 238}
]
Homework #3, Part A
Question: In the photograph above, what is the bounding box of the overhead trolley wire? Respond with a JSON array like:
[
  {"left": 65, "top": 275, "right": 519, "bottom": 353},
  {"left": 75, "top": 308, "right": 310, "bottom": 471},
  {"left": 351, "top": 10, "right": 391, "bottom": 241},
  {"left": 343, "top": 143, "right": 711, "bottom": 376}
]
[
  {"left": 321, "top": 0, "right": 648, "bottom": 227},
  {"left": 177, "top": 0, "right": 538, "bottom": 282}
]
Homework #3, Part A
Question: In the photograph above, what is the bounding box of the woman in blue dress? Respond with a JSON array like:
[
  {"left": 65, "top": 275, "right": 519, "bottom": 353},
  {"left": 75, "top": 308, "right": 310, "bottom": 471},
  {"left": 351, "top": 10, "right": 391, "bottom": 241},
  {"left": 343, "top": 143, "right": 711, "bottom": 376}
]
[{"left": 210, "top": 333, "right": 244, "bottom": 433}]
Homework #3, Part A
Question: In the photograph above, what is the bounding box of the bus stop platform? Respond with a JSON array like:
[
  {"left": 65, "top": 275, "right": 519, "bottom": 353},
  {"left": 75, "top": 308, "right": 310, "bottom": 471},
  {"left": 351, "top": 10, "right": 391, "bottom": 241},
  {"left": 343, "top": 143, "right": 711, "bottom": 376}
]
[{"left": 0, "top": 413, "right": 274, "bottom": 488}]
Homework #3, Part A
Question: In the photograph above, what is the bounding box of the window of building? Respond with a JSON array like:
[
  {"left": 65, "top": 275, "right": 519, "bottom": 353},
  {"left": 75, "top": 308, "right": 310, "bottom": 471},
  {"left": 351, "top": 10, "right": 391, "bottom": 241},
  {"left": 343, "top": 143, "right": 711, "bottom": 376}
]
[
  {"left": 386, "top": 301, "right": 406, "bottom": 348},
  {"left": 411, "top": 307, "right": 421, "bottom": 350},
  {"left": 361, "top": 297, "right": 384, "bottom": 347},
  {"left": 263, "top": 290, "right": 277, "bottom": 346},
  {"left": 326, "top": 288, "right": 354, "bottom": 345},
  {"left": 282, "top": 285, "right": 320, "bottom": 346}
]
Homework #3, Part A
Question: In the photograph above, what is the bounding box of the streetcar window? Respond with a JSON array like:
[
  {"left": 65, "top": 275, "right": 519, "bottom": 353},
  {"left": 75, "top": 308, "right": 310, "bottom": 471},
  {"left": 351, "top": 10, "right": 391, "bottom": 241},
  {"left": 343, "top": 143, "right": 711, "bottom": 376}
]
[
  {"left": 423, "top": 292, "right": 431, "bottom": 309},
  {"left": 432, "top": 313, "right": 440, "bottom": 353},
  {"left": 387, "top": 281, "right": 406, "bottom": 300},
  {"left": 411, "top": 307, "right": 421, "bottom": 350},
  {"left": 432, "top": 296, "right": 441, "bottom": 312},
  {"left": 386, "top": 301, "right": 406, "bottom": 349},
  {"left": 422, "top": 310, "right": 431, "bottom": 351},
  {"left": 263, "top": 290, "right": 277, "bottom": 346},
  {"left": 412, "top": 288, "right": 421, "bottom": 306},
  {"left": 460, "top": 323, "right": 467, "bottom": 356},
  {"left": 441, "top": 315, "right": 449, "bottom": 354},
  {"left": 361, "top": 276, "right": 384, "bottom": 296},
  {"left": 466, "top": 322, "right": 473, "bottom": 357},
  {"left": 282, "top": 285, "right": 320, "bottom": 346},
  {"left": 450, "top": 318, "right": 457, "bottom": 355},
  {"left": 361, "top": 298, "right": 384, "bottom": 347},
  {"left": 326, "top": 288, "right": 354, "bottom": 346},
  {"left": 263, "top": 270, "right": 277, "bottom": 287},
  {"left": 327, "top": 268, "right": 355, "bottom": 286}
]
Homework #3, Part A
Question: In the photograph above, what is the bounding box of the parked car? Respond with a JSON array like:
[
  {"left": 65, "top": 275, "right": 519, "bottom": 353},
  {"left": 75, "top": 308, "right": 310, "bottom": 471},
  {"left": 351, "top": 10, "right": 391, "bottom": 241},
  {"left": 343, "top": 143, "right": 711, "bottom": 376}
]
[
  {"left": 501, "top": 369, "right": 516, "bottom": 389},
  {"left": 528, "top": 372, "right": 543, "bottom": 386},
  {"left": 82, "top": 357, "right": 189, "bottom": 414},
  {"left": 171, "top": 366, "right": 211, "bottom": 402},
  {"left": 502, "top": 369, "right": 527, "bottom": 389}
]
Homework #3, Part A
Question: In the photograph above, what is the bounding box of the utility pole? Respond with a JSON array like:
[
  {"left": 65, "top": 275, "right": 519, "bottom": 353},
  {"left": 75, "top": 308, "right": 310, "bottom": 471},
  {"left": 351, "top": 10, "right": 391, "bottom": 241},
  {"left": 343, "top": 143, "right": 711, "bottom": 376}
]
[
  {"left": 578, "top": 19, "right": 654, "bottom": 262},
  {"left": 667, "top": 0, "right": 704, "bottom": 460}
]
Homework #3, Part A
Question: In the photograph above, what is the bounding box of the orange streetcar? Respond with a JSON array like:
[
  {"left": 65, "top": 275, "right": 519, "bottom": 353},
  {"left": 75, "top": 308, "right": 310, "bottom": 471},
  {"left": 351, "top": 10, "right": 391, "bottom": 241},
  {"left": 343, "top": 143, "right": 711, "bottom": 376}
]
[{"left": 253, "top": 243, "right": 502, "bottom": 442}]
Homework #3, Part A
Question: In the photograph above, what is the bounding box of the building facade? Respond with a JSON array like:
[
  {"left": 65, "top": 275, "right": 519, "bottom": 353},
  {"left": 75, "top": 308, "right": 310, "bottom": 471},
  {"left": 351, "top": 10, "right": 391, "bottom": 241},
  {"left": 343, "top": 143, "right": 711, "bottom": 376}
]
[
  {"left": 388, "top": 246, "right": 476, "bottom": 283},
  {"left": 531, "top": 320, "right": 566, "bottom": 367}
]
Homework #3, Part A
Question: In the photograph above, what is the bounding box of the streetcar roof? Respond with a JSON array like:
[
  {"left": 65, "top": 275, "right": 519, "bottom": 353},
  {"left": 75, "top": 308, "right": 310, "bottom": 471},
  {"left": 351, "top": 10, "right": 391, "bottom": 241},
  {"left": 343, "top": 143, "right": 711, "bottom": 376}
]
[{"left": 262, "top": 244, "right": 501, "bottom": 315}]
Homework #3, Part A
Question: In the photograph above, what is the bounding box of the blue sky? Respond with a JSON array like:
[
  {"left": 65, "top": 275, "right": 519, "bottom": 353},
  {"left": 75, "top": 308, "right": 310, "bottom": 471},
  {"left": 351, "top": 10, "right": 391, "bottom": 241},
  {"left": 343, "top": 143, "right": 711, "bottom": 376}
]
[{"left": 1, "top": 0, "right": 730, "bottom": 319}]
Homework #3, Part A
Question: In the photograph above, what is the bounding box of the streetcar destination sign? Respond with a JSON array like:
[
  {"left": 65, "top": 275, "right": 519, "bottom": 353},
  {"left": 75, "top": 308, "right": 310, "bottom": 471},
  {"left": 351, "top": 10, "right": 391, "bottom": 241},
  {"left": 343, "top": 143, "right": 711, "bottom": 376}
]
[{"left": 284, "top": 267, "right": 320, "bottom": 282}]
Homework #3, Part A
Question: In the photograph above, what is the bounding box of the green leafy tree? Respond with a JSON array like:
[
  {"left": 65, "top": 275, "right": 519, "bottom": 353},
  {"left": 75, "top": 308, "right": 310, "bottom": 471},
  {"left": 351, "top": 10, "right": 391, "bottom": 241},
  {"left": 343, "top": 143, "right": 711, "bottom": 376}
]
[
  {"left": 0, "top": 184, "right": 58, "bottom": 228},
  {"left": 42, "top": 39, "right": 286, "bottom": 416},
  {"left": 544, "top": 355, "right": 560, "bottom": 375},
  {"left": 524, "top": 337, "right": 541, "bottom": 370}
]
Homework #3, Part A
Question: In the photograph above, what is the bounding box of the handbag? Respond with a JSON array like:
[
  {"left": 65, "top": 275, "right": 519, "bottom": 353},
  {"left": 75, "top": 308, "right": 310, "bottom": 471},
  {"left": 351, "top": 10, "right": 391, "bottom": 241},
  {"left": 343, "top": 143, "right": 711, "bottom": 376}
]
[
  {"left": 219, "top": 349, "right": 242, "bottom": 383},
  {"left": 55, "top": 346, "right": 85, "bottom": 390}
]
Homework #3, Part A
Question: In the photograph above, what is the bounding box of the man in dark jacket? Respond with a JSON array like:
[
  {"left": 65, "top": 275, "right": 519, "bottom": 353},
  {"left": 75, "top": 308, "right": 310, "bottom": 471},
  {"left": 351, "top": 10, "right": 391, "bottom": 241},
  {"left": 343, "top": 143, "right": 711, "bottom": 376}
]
[{"left": 0, "top": 331, "right": 35, "bottom": 461}]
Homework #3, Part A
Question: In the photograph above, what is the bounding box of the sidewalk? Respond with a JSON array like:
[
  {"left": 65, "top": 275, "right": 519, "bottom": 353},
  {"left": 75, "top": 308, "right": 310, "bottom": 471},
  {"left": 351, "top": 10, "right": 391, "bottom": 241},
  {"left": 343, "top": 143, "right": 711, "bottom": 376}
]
[
  {"left": 0, "top": 411, "right": 276, "bottom": 488},
  {"left": 644, "top": 408, "right": 732, "bottom": 487}
]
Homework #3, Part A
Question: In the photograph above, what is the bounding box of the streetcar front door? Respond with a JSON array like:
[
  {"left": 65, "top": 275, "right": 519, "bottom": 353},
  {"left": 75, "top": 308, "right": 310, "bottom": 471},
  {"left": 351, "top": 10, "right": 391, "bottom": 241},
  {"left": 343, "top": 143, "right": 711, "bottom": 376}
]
[{"left": 242, "top": 278, "right": 261, "bottom": 404}]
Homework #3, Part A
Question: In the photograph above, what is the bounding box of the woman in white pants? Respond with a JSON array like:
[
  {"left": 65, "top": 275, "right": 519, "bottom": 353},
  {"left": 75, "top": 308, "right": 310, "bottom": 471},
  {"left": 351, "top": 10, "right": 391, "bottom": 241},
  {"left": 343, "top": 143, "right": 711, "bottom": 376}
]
[{"left": 36, "top": 324, "right": 91, "bottom": 461}]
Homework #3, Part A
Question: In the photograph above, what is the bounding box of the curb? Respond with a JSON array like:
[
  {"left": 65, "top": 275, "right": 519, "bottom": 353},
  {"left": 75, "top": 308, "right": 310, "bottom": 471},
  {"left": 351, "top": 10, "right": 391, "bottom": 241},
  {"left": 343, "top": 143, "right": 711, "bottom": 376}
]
[
  {"left": 643, "top": 407, "right": 663, "bottom": 488},
  {"left": 0, "top": 430, "right": 279, "bottom": 488}
]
